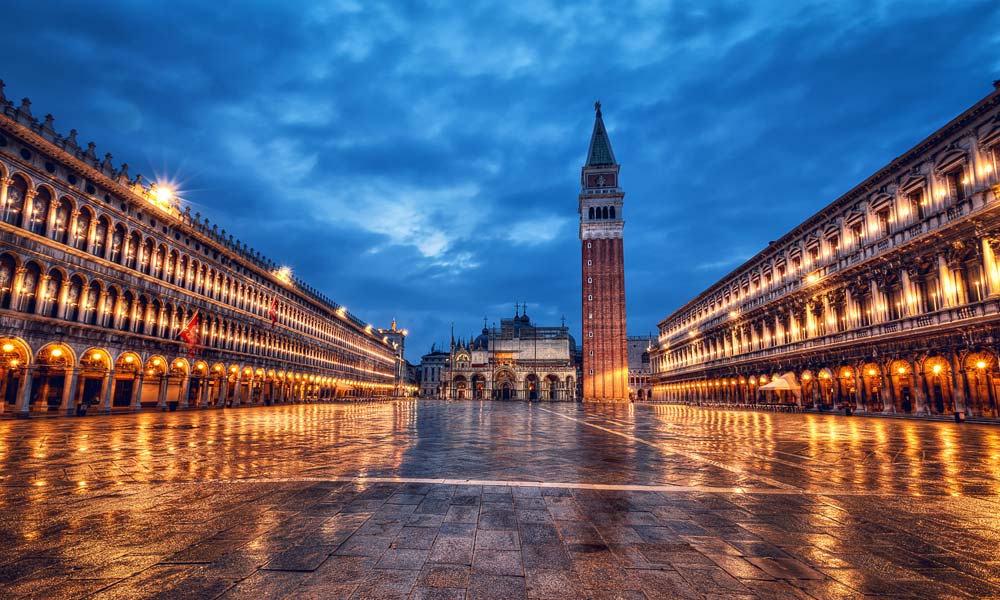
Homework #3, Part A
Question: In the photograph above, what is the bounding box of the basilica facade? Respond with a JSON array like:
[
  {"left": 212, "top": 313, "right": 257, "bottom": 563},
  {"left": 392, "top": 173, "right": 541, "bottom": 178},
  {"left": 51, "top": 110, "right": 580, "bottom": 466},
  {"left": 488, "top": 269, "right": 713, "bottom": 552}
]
[
  {"left": 441, "top": 308, "right": 578, "bottom": 401},
  {"left": 0, "top": 83, "right": 403, "bottom": 417},
  {"left": 650, "top": 81, "right": 1000, "bottom": 421}
]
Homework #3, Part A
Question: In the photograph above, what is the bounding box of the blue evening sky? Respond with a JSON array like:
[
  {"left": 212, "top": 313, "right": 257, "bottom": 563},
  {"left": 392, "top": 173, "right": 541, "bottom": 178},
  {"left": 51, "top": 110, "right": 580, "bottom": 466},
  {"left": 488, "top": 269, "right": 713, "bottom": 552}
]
[{"left": 2, "top": 1, "right": 998, "bottom": 360}]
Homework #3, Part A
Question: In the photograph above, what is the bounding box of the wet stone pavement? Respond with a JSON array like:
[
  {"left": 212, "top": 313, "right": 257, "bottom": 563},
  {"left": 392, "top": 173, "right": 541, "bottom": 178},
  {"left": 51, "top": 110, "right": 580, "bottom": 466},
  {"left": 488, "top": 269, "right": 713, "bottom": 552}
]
[{"left": 1, "top": 401, "right": 1000, "bottom": 599}]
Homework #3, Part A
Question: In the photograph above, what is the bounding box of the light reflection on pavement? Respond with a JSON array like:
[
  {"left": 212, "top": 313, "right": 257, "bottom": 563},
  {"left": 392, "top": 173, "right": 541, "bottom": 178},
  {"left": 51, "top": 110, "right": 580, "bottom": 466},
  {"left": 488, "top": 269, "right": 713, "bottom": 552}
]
[{"left": 1, "top": 401, "right": 998, "bottom": 599}]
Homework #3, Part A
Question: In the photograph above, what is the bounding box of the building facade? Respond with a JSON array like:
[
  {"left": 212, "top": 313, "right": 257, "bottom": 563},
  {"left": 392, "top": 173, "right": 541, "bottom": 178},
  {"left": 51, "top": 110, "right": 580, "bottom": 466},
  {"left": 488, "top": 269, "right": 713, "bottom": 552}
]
[
  {"left": 441, "top": 308, "right": 578, "bottom": 401},
  {"left": 651, "top": 82, "right": 1000, "bottom": 420},
  {"left": 418, "top": 346, "right": 449, "bottom": 397},
  {"left": 579, "top": 102, "right": 628, "bottom": 401},
  {"left": 377, "top": 319, "right": 416, "bottom": 396},
  {"left": 0, "top": 84, "right": 401, "bottom": 417},
  {"left": 627, "top": 335, "right": 653, "bottom": 401}
]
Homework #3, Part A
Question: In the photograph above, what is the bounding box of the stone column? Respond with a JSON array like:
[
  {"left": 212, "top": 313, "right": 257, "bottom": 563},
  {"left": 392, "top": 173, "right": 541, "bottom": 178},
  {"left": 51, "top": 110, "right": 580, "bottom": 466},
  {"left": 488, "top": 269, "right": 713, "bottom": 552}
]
[
  {"left": 15, "top": 366, "right": 35, "bottom": 417},
  {"left": 156, "top": 376, "right": 168, "bottom": 410},
  {"left": 180, "top": 375, "right": 192, "bottom": 409},
  {"left": 983, "top": 238, "right": 999, "bottom": 297},
  {"left": 35, "top": 274, "right": 51, "bottom": 315},
  {"left": 100, "top": 369, "right": 114, "bottom": 414},
  {"left": 57, "top": 280, "right": 72, "bottom": 320},
  {"left": 131, "top": 374, "right": 144, "bottom": 411},
  {"left": 951, "top": 353, "right": 968, "bottom": 417},
  {"left": 913, "top": 368, "right": 928, "bottom": 414},
  {"left": 231, "top": 372, "right": 243, "bottom": 406},
  {"left": 60, "top": 368, "right": 80, "bottom": 415}
]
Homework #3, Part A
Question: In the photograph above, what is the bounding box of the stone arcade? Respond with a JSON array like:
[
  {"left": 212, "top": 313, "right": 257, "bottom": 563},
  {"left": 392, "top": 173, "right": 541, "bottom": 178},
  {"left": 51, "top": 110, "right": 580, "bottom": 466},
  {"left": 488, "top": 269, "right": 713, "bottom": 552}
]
[
  {"left": 0, "top": 83, "right": 405, "bottom": 416},
  {"left": 651, "top": 82, "right": 1000, "bottom": 421}
]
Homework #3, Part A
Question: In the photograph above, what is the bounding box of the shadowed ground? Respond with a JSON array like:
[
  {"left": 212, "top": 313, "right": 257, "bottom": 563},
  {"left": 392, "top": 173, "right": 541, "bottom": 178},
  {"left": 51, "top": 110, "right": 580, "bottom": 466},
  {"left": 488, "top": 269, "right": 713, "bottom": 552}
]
[{"left": 1, "top": 401, "right": 999, "bottom": 599}]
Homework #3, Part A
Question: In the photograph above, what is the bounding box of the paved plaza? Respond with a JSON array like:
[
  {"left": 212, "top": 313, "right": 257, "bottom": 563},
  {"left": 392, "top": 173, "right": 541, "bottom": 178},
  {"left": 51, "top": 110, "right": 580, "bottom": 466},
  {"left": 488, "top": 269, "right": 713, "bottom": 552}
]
[{"left": 1, "top": 402, "right": 999, "bottom": 599}]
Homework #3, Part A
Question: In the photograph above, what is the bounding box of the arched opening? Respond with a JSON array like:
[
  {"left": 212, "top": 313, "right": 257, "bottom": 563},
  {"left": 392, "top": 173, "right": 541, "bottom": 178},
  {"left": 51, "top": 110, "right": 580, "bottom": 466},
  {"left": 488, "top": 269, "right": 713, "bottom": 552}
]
[
  {"left": 453, "top": 375, "right": 467, "bottom": 400},
  {"left": 545, "top": 374, "right": 559, "bottom": 400},
  {"left": 32, "top": 343, "right": 74, "bottom": 413},
  {"left": 860, "top": 363, "right": 883, "bottom": 412},
  {"left": 109, "top": 224, "right": 126, "bottom": 263},
  {"left": 18, "top": 262, "right": 42, "bottom": 314},
  {"left": 103, "top": 287, "right": 119, "bottom": 328},
  {"left": 141, "top": 356, "right": 168, "bottom": 409},
  {"left": 494, "top": 370, "right": 515, "bottom": 400},
  {"left": 72, "top": 207, "right": 92, "bottom": 251},
  {"left": 124, "top": 231, "right": 140, "bottom": 270},
  {"left": 923, "top": 356, "right": 954, "bottom": 415},
  {"left": 588, "top": 206, "right": 595, "bottom": 219},
  {"left": 81, "top": 280, "right": 100, "bottom": 325},
  {"left": 609, "top": 206, "right": 615, "bottom": 219},
  {"left": 120, "top": 290, "right": 134, "bottom": 331},
  {"left": 78, "top": 348, "right": 111, "bottom": 413},
  {"left": 112, "top": 352, "right": 141, "bottom": 409},
  {"left": 92, "top": 216, "right": 110, "bottom": 258},
  {"left": 525, "top": 373, "right": 539, "bottom": 401},
  {"left": 0, "top": 253, "right": 16, "bottom": 310},
  {"left": 42, "top": 268, "right": 63, "bottom": 319},
  {"left": 52, "top": 196, "right": 72, "bottom": 244},
  {"left": 964, "top": 351, "right": 998, "bottom": 418},
  {"left": 65, "top": 274, "right": 84, "bottom": 322},
  {"left": 2, "top": 174, "right": 28, "bottom": 226},
  {"left": 602, "top": 206, "right": 609, "bottom": 219},
  {"left": 28, "top": 186, "right": 51, "bottom": 235},
  {"left": 0, "top": 338, "right": 31, "bottom": 414}
]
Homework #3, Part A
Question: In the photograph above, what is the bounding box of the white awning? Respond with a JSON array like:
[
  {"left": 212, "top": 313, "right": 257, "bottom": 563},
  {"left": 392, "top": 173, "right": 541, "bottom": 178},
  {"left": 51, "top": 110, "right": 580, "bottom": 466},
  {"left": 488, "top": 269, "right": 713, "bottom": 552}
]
[{"left": 759, "top": 378, "right": 799, "bottom": 391}]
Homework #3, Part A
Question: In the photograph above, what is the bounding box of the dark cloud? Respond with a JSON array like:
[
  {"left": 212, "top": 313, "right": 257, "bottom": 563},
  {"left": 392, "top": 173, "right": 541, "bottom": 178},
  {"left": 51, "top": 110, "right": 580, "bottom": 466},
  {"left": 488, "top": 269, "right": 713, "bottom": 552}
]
[{"left": 2, "top": 0, "right": 998, "bottom": 359}]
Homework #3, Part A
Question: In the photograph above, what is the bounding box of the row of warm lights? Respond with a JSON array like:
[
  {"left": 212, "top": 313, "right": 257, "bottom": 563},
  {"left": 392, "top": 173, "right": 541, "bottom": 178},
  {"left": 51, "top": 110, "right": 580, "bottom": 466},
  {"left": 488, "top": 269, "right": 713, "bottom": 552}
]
[
  {"left": 662, "top": 359, "right": 986, "bottom": 390},
  {"left": 5, "top": 182, "right": 395, "bottom": 355},
  {"left": 25, "top": 272, "right": 394, "bottom": 363},
  {"left": 665, "top": 168, "right": 997, "bottom": 337},
  {"left": 672, "top": 277, "right": 993, "bottom": 365}
]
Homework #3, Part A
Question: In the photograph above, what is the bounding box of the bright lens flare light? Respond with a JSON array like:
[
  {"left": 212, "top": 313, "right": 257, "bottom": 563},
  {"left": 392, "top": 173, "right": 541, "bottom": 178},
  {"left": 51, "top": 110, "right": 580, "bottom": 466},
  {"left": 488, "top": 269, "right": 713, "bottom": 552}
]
[{"left": 274, "top": 266, "right": 293, "bottom": 284}]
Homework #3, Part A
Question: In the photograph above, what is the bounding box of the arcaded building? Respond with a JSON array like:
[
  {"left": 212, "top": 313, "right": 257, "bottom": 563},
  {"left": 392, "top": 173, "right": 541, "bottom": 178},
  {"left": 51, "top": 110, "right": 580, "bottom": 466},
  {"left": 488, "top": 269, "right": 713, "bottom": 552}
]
[
  {"left": 0, "top": 84, "right": 400, "bottom": 416},
  {"left": 579, "top": 102, "right": 628, "bottom": 401},
  {"left": 651, "top": 81, "right": 1000, "bottom": 420},
  {"left": 441, "top": 308, "right": 578, "bottom": 401}
]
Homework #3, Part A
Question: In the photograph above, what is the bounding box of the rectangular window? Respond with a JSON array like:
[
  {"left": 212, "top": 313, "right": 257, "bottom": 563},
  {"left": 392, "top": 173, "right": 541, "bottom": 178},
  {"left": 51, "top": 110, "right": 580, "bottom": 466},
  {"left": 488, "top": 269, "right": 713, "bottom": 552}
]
[
  {"left": 850, "top": 223, "right": 863, "bottom": 245},
  {"left": 946, "top": 168, "right": 966, "bottom": 202},
  {"left": 908, "top": 189, "right": 925, "bottom": 221},
  {"left": 877, "top": 208, "right": 890, "bottom": 237}
]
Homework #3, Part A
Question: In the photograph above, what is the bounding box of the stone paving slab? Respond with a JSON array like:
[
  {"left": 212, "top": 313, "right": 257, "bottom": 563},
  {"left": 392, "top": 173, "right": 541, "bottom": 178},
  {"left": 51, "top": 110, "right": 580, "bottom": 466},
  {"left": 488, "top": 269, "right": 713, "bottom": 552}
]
[{"left": 1, "top": 401, "right": 999, "bottom": 598}]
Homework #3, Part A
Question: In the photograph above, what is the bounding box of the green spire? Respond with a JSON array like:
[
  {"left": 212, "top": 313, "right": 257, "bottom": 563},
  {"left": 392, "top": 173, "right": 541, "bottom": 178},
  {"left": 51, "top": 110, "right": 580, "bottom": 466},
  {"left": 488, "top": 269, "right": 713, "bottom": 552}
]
[{"left": 586, "top": 100, "right": 617, "bottom": 166}]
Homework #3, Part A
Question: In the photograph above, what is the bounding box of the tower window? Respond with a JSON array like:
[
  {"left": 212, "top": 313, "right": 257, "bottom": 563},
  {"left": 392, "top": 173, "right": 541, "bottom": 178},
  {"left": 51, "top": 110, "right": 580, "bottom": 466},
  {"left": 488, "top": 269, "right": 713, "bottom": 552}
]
[
  {"left": 588, "top": 207, "right": 594, "bottom": 219},
  {"left": 587, "top": 277, "right": 592, "bottom": 284},
  {"left": 587, "top": 259, "right": 592, "bottom": 266},
  {"left": 610, "top": 206, "right": 616, "bottom": 219},
  {"left": 587, "top": 295, "right": 593, "bottom": 301},
  {"left": 602, "top": 206, "right": 609, "bottom": 219},
  {"left": 587, "top": 242, "right": 592, "bottom": 249}
]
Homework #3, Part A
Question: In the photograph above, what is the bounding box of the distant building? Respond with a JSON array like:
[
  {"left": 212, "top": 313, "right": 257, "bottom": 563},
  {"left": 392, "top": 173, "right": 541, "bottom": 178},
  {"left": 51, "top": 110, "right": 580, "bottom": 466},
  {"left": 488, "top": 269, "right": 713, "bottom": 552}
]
[
  {"left": 377, "top": 319, "right": 415, "bottom": 396},
  {"left": 627, "top": 335, "right": 654, "bottom": 401},
  {"left": 419, "top": 346, "right": 450, "bottom": 397},
  {"left": 441, "top": 306, "right": 578, "bottom": 401}
]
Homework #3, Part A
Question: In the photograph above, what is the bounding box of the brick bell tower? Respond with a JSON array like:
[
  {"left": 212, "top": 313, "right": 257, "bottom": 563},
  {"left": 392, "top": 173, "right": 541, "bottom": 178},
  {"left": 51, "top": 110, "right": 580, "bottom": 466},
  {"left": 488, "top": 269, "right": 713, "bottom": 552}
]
[{"left": 579, "top": 101, "right": 628, "bottom": 402}]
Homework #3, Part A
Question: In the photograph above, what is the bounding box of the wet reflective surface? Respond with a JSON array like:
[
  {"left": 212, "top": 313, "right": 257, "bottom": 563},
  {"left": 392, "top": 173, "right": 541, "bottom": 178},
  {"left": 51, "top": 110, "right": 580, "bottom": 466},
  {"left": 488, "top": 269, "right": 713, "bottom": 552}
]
[{"left": 1, "top": 401, "right": 999, "bottom": 598}]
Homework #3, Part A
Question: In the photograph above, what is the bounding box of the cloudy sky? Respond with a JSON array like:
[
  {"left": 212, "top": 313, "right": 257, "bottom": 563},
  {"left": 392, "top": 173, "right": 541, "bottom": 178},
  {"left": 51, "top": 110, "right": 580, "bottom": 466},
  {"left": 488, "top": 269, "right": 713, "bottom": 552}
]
[{"left": 3, "top": 1, "right": 998, "bottom": 360}]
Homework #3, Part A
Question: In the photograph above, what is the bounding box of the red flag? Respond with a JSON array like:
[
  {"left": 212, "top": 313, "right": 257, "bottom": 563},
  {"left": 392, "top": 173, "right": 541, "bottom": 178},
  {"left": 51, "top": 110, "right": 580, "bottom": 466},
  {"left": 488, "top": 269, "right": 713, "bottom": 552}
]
[
  {"left": 269, "top": 298, "right": 278, "bottom": 327},
  {"left": 179, "top": 311, "right": 201, "bottom": 357}
]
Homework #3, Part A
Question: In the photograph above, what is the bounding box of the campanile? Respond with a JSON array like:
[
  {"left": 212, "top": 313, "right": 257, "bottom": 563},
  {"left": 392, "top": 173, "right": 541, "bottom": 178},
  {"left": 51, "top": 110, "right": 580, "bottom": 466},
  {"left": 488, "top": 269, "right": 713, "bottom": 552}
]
[{"left": 579, "top": 101, "right": 628, "bottom": 401}]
